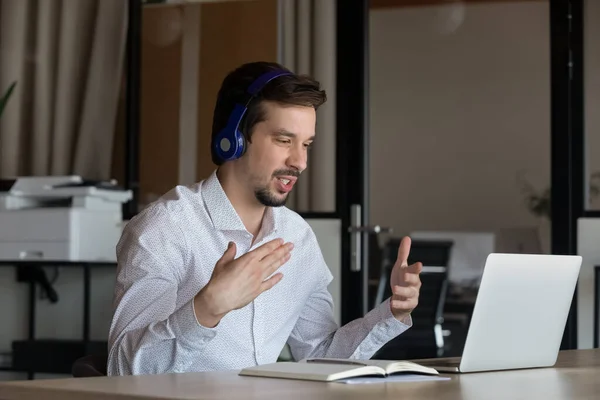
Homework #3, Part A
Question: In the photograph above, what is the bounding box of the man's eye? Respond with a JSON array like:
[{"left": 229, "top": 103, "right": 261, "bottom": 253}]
[{"left": 277, "top": 138, "right": 291, "bottom": 144}]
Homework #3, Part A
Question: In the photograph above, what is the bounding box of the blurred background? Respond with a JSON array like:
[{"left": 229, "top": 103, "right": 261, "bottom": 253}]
[{"left": 0, "top": 0, "right": 598, "bottom": 381}]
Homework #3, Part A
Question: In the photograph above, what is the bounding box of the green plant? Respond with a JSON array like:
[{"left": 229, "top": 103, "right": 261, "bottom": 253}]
[
  {"left": 519, "top": 180, "right": 551, "bottom": 219},
  {"left": 518, "top": 171, "right": 600, "bottom": 219},
  {"left": 0, "top": 81, "right": 17, "bottom": 118}
]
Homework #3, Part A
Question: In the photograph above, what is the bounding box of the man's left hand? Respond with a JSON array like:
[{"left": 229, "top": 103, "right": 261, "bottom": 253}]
[{"left": 389, "top": 236, "right": 422, "bottom": 322}]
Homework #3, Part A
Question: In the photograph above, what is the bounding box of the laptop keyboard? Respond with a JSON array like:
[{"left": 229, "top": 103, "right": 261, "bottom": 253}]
[{"left": 419, "top": 359, "right": 460, "bottom": 368}]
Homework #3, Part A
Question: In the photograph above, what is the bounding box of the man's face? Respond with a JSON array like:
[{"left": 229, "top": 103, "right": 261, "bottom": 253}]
[{"left": 240, "top": 100, "right": 316, "bottom": 207}]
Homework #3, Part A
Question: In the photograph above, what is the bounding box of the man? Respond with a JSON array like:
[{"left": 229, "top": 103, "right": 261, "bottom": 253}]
[{"left": 107, "top": 61, "right": 422, "bottom": 376}]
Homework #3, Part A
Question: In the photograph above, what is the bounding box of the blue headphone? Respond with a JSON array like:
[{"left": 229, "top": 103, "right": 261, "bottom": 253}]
[{"left": 213, "top": 69, "right": 292, "bottom": 163}]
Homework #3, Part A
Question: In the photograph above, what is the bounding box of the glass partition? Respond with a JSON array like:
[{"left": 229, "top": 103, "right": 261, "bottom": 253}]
[
  {"left": 368, "top": 0, "right": 551, "bottom": 359},
  {"left": 585, "top": 0, "right": 600, "bottom": 211}
]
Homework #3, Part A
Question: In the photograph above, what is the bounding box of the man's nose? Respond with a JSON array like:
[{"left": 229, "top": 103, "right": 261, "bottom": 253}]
[{"left": 287, "top": 145, "right": 307, "bottom": 172}]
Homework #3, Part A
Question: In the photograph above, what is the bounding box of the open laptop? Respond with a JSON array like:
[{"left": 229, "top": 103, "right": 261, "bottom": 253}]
[{"left": 418, "top": 253, "right": 582, "bottom": 373}]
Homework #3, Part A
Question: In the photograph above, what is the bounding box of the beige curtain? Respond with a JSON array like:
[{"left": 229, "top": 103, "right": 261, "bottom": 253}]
[
  {"left": 279, "top": 0, "right": 336, "bottom": 213},
  {"left": 0, "top": 0, "right": 128, "bottom": 180}
]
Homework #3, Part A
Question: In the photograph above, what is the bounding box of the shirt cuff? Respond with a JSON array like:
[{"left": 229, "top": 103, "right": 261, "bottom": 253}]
[
  {"left": 364, "top": 297, "right": 412, "bottom": 348},
  {"left": 171, "top": 298, "right": 218, "bottom": 349},
  {"left": 388, "top": 298, "right": 413, "bottom": 327}
]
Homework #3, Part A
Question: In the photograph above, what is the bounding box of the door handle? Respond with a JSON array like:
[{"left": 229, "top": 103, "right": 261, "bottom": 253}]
[
  {"left": 347, "top": 225, "right": 393, "bottom": 234},
  {"left": 349, "top": 204, "right": 393, "bottom": 272}
]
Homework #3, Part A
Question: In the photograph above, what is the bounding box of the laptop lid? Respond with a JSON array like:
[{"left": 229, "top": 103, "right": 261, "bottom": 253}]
[{"left": 459, "top": 253, "right": 581, "bottom": 373}]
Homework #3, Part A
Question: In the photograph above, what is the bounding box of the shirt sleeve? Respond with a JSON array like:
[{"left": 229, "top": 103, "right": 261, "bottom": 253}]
[
  {"left": 286, "top": 233, "right": 412, "bottom": 361},
  {"left": 107, "top": 207, "right": 218, "bottom": 376}
]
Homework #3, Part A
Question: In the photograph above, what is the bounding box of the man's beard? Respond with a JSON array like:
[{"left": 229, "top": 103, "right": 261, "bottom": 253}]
[
  {"left": 255, "top": 186, "right": 288, "bottom": 207},
  {"left": 253, "top": 169, "right": 299, "bottom": 207}
]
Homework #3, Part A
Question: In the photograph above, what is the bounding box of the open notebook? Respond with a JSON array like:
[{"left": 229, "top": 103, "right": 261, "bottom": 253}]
[{"left": 239, "top": 358, "right": 439, "bottom": 382}]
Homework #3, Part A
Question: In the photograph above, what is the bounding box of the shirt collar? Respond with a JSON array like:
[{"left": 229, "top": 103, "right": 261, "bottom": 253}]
[{"left": 202, "top": 170, "right": 281, "bottom": 236}]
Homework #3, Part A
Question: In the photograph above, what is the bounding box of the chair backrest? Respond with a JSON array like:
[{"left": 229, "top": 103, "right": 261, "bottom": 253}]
[
  {"left": 412, "top": 267, "right": 449, "bottom": 327},
  {"left": 72, "top": 354, "right": 107, "bottom": 377},
  {"left": 382, "top": 238, "right": 453, "bottom": 270}
]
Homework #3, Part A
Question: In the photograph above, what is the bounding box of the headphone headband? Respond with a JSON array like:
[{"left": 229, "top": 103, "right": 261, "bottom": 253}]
[
  {"left": 214, "top": 69, "right": 293, "bottom": 163},
  {"left": 247, "top": 69, "right": 292, "bottom": 96}
]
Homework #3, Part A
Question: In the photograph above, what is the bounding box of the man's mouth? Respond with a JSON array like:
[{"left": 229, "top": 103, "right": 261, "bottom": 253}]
[{"left": 274, "top": 175, "right": 297, "bottom": 193}]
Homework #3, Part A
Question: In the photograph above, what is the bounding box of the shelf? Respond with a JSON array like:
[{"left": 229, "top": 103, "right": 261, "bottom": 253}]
[{"left": 0, "top": 366, "right": 29, "bottom": 373}]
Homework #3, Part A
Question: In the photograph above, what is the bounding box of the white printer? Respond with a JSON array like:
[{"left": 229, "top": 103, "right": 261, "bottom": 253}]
[{"left": 0, "top": 176, "right": 132, "bottom": 262}]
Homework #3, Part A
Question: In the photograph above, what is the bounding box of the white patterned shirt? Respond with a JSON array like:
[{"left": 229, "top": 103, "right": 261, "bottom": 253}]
[{"left": 107, "top": 170, "right": 411, "bottom": 376}]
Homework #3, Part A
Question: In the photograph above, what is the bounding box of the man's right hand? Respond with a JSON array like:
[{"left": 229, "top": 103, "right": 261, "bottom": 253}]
[{"left": 193, "top": 238, "right": 293, "bottom": 328}]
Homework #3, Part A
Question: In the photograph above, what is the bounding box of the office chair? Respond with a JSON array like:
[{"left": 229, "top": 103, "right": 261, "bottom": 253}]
[
  {"left": 372, "top": 238, "right": 452, "bottom": 360},
  {"left": 72, "top": 354, "right": 107, "bottom": 377}
]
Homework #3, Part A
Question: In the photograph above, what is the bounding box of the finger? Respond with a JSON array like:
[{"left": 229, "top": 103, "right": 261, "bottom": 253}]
[
  {"left": 406, "top": 261, "right": 422, "bottom": 274},
  {"left": 392, "top": 285, "right": 419, "bottom": 299},
  {"left": 249, "top": 238, "right": 285, "bottom": 260},
  {"left": 402, "top": 271, "right": 422, "bottom": 286},
  {"left": 396, "top": 236, "right": 412, "bottom": 267},
  {"left": 259, "top": 272, "right": 283, "bottom": 292},
  {"left": 217, "top": 242, "right": 237, "bottom": 265},
  {"left": 391, "top": 298, "right": 418, "bottom": 310},
  {"left": 260, "top": 242, "right": 293, "bottom": 268},
  {"left": 261, "top": 249, "right": 292, "bottom": 280}
]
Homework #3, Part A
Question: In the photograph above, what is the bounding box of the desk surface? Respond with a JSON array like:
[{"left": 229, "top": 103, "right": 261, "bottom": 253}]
[{"left": 1, "top": 349, "right": 599, "bottom": 400}]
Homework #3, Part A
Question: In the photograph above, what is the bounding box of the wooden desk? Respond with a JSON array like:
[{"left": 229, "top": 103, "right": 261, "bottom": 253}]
[{"left": 0, "top": 349, "right": 599, "bottom": 400}]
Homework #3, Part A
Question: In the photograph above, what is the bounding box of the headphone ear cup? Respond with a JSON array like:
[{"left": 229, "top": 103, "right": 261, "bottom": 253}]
[
  {"left": 215, "top": 129, "right": 235, "bottom": 162},
  {"left": 214, "top": 127, "right": 246, "bottom": 162},
  {"left": 215, "top": 104, "right": 249, "bottom": 162}
]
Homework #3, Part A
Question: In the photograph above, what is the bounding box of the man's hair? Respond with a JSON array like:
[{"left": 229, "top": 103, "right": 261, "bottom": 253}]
[{"left": 210, "top": 61, "right": 327, "bottom": 165}]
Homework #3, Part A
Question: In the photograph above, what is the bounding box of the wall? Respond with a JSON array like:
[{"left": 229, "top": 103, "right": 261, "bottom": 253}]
[
  {"left": 369, "top": 1, "right": 552, "bottom": 237},
  {"left": 139, "top": 5, "right": 184, "bottom": 203}
]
